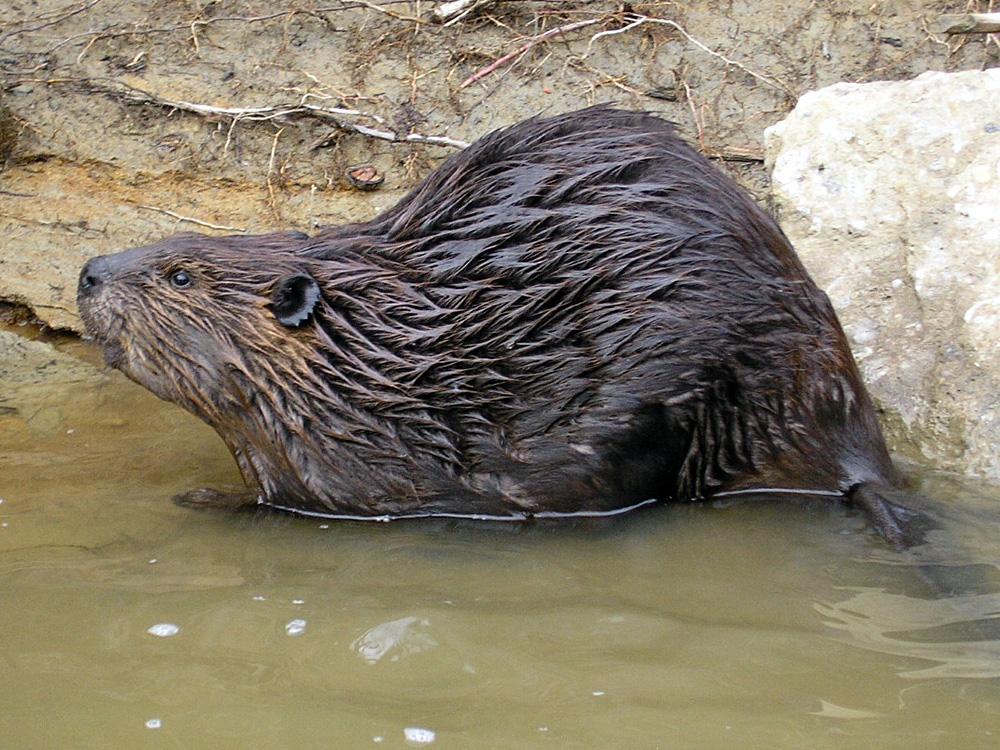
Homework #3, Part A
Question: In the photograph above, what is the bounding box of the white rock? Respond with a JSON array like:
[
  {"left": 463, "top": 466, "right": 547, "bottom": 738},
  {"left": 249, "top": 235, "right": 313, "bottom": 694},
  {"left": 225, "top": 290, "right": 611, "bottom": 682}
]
[{"left": 766, "top": 70, "right": 1000, "bottom": 476}]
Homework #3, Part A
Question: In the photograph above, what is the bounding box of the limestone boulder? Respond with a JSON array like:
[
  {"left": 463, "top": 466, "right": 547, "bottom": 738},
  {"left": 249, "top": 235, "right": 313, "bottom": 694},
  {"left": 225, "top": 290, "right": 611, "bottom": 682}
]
[{"left": 765, "top": 70, "right": 1000, "bottom": 477}]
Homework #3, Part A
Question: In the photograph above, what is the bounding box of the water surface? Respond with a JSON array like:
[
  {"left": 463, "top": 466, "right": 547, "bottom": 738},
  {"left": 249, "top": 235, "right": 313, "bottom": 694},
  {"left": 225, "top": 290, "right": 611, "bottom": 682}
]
[{"left": 2, "top": 339, "right": 999, "bottom": 748}]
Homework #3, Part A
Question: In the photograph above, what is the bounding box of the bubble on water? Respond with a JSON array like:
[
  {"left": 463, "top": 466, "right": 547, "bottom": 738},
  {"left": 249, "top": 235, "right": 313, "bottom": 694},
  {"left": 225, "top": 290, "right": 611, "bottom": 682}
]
[
  {"left": 285, "top": 618, "right": 307, "bottom": 636},
  {"left": 147, "top": 623, "right": 180, "bottom": 637},
  {"left": 145, "top": 719, "right": 162, "bottom": 729},
  {"left": 403, "top": 727, "right": 435, "bottom": 745}
]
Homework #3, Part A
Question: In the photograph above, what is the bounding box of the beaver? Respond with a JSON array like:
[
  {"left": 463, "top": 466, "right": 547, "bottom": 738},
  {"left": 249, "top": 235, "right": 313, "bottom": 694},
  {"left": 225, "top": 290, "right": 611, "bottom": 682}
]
[{"left": 77, "top": 106, "right": 927, "bottom": 548}]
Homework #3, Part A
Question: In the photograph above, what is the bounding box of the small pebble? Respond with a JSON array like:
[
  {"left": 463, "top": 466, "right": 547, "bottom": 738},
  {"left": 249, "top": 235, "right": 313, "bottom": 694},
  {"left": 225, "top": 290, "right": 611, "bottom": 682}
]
[
  {"left": 285, "top": 619, "right": 307, "bottom": 636},
  {"left": 346, "top": 164, "right": 384, "bottom": 191},
  {"left": 147, "top": 623, "right": 180, "bottom": 637}
]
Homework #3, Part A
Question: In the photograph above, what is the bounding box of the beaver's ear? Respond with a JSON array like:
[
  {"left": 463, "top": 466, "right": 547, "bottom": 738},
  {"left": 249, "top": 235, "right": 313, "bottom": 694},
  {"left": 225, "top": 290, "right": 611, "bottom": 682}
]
[{"left": 271, "top": 273, "right": 320, "bottom": 327}]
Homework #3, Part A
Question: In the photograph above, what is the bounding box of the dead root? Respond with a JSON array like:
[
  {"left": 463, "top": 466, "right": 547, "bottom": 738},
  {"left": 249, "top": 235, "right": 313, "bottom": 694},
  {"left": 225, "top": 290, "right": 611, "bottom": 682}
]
[
  {"left": 136, "top": 205, "right": 248, "bottom": 233},
  {"left": 53, "top": 77, "right": 470, "bottom": 149}
]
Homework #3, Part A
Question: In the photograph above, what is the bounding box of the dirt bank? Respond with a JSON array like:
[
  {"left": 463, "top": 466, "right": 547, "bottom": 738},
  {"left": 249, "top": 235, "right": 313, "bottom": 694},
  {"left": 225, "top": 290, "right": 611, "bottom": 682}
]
[{"left": 0, "top": 1, "right": 996, "bottom": 330}]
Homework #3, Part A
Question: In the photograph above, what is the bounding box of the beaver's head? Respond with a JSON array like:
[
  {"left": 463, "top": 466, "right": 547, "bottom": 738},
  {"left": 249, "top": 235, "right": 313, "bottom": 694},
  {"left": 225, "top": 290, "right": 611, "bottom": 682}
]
[
  {"left": 77, "top": 230, "right": 464, "bottom": 512},
  {"left": 77, "top": 232, "right": 322, "bottom": 421}
]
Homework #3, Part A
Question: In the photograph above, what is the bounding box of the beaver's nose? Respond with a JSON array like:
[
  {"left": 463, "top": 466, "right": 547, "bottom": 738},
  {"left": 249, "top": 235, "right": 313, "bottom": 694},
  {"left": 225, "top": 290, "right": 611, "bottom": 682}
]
[{"left": 78, "top": 256, "right": 112, "bottom": 296}]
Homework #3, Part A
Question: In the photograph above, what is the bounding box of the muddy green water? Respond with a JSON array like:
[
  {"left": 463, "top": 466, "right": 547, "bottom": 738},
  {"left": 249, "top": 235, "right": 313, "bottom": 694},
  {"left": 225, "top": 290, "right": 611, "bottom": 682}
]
[{"left": 2, "top": 343, "right": 1000, "bottom": 749}]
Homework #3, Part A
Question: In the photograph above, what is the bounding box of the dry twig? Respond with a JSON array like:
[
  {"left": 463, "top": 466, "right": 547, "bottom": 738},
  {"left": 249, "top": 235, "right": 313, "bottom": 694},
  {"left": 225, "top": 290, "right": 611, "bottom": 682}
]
[
  {"left": 0, "top": 0, "right": 104, "bottom": 47},
  {"left": 137, "top": 205, "right": 247, "bottom": 232},
  {"left": 266, "top": 127, "right": 286, "bottom": 209},
  {"left": 582, "top": 14, "right": 793, "bottom": 98},
  {"left": 460, "top": 18, "right": 601, "bottom": 88},
  {"left": 680, "top": 79, "right": 705, "bottom": 152},
  {"left": 431, "top": 0, "right": 500, "bottom": 25},
  {"left": 349, "top": 0, "right": 427, "bottom": 25},
  {"left": 39, "top": 3, "right": 427, "bottom": 57},
  {"left": 62, "top": 78, "right": 469, "bottom": 148}
]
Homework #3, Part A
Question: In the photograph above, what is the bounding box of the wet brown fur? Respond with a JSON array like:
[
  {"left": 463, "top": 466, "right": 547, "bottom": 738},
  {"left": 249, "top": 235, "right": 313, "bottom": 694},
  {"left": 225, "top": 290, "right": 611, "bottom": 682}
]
[{"left": 77, "top": 107, "right": 924, "bottom": 545}]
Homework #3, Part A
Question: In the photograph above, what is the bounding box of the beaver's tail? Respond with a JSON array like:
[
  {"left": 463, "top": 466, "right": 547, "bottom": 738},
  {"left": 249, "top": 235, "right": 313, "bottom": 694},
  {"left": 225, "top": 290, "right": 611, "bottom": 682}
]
[
  {"left": 849, "top": 480, "right": 1000, "bottom": 605},
  {"left": 848, "top": 481, "right": 937, "bottom": 552}
]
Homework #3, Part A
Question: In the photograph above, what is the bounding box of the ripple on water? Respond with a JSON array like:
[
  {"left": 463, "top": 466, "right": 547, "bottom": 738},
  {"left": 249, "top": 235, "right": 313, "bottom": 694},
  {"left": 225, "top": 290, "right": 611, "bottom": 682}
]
[
  {"left": 816, "top": 588, "right": 1000, "bottom": 678},
  {"left": 352, "top": 616, "right": 437, "bottom": 664}
]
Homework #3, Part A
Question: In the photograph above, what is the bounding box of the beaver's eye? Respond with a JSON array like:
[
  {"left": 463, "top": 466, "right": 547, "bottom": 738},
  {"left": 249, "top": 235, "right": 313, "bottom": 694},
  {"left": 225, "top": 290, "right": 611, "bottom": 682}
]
[{"left": 169, "top": 270, "right": 193, "bottom": 289}]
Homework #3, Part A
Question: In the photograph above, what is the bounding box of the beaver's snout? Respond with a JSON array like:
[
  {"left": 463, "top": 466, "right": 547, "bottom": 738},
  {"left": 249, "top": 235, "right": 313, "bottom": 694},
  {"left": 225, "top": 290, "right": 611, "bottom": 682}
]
[
  {"left": 78, "top": 255, "right": 113, "bottom": 296},
  {"left": 79, "top": 246, "right": 164, "bottom": 299}
]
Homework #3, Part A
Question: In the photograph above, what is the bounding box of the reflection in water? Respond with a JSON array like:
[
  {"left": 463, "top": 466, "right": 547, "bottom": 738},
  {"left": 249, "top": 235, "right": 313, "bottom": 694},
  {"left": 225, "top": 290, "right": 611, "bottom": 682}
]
[
  {"left": 817, "top": 588, "right": 1000, "bottom": 679},
  {"left": 352, "top": 616, "right": 438, "bottom": 665},
  {"left": 809, "top": 700, "right": 885, "bottom": 719}
]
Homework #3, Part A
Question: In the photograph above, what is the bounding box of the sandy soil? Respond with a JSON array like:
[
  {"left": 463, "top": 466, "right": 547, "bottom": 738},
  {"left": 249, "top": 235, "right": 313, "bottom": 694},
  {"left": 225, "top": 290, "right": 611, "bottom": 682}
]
[{"left": 0, "top": 0, "right": 997, "bottom": 330}]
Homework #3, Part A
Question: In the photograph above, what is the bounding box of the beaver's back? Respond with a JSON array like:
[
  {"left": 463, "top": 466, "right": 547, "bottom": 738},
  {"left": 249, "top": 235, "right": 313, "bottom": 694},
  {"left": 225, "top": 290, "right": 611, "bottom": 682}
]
[{"left": 299, "top": 107, "right": 896, "bottom": 514}]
